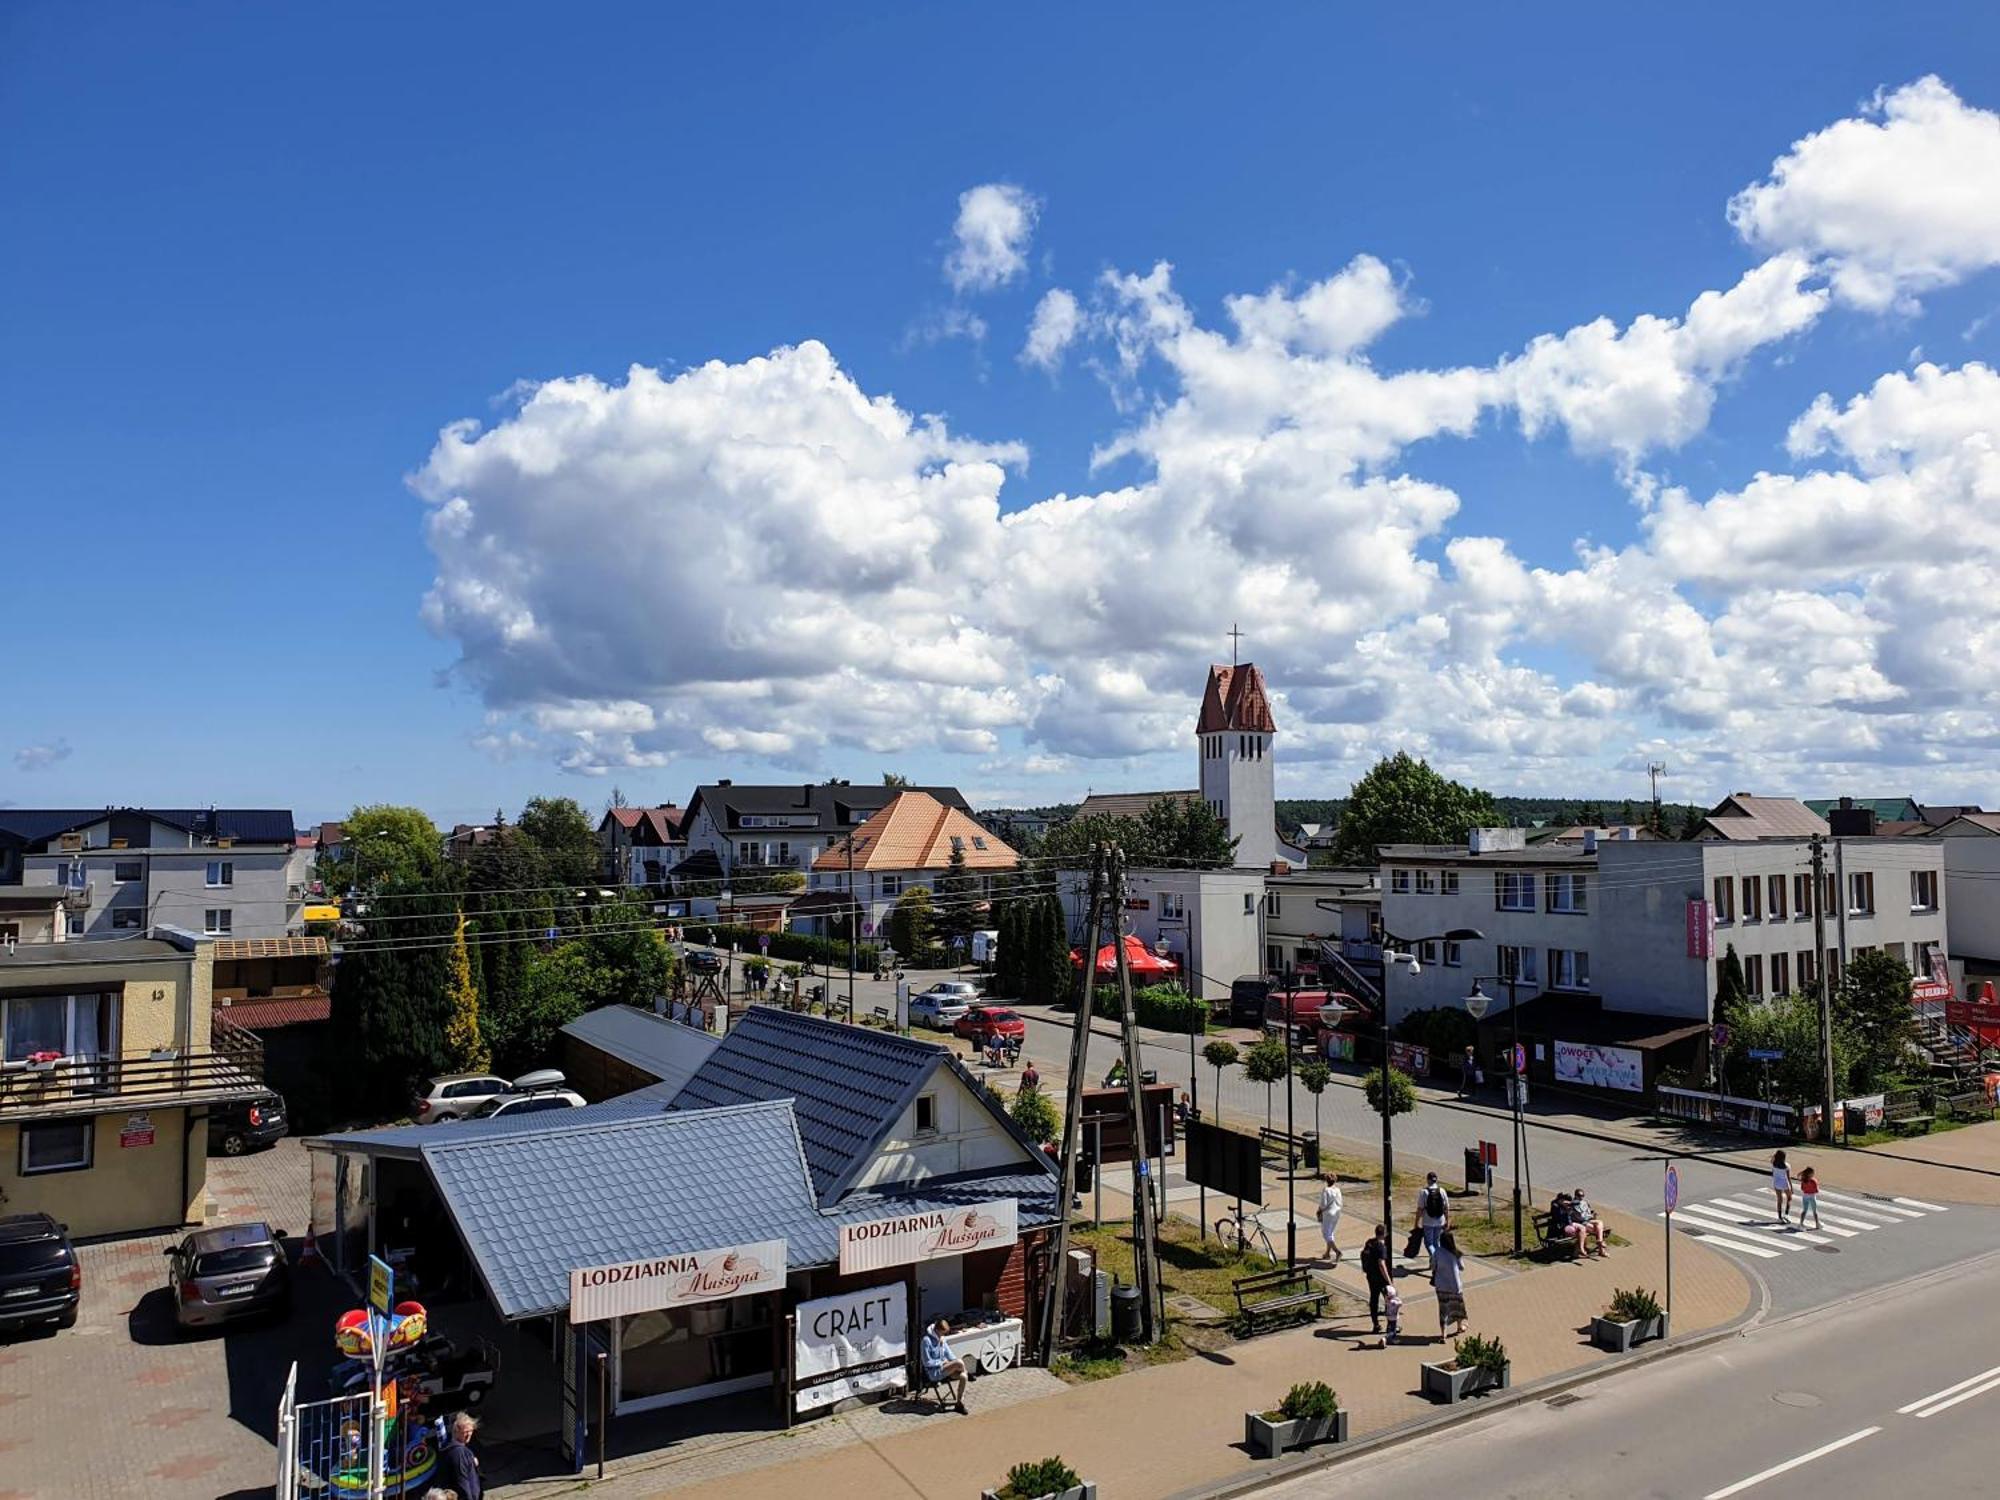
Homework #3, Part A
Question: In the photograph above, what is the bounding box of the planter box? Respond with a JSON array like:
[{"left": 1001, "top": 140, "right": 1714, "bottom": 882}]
[
  {"left": 980, "top": 1485, "right": 1096, "bottom": 1500},
  {"left": 1420, "top": 1359, "right": 1511, "bottom": 1404},
  {"left": 1590, "top": 1313, "right": 1669, "bottom": 1353},
  {"left": 1245, "top": 1408, "right": 1349, "bottom": 1458}
]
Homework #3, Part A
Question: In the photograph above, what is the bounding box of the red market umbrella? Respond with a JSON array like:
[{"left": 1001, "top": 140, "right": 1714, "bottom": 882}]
[{"left": 1078, "top": 933, "right": 1180, "bottom": 978}]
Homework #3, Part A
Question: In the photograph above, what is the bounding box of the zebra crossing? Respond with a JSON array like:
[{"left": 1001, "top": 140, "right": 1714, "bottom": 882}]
[{"left": 1659, "top": 1188, "right": 1950, "bottom": 1259}]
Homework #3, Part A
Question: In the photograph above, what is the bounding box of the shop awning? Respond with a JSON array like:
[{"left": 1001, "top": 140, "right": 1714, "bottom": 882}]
[{"left": 1072, "top": 933, "right": 1181, "bottom": 978}]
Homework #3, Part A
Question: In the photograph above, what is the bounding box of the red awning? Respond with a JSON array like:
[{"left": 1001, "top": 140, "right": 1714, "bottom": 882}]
[{"left": 1070, "top": 934, "right": 1181, "bottom": 978}]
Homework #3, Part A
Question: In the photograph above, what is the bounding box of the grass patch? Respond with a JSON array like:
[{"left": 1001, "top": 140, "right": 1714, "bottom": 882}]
[
  {"left": 1847, "top": 1114, "right": 1973, "bottom": 1149},
  {"left": 1444, "top": 1202, "right": 1631, "bottom": 1261}
]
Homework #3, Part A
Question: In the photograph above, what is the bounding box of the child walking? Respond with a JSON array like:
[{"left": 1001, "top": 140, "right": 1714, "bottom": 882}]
[
  {"left": 1799, "top": 1166, "right": 1821, "bottom": 1229},
  {"left": 1382, "top": 1283, "right": 1404, "bottom": 1345}
]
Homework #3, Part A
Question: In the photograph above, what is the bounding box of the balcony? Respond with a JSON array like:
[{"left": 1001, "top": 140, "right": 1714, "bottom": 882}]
[{"left": 0, "top": 1016, "right": 264, "bottom": 1122}]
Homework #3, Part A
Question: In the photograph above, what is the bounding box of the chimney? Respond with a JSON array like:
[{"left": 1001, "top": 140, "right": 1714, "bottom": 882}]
[
  {"left": 718, "top": 778, "right": 732, "bottom": 787},
  {"left": 1468, "top": 827, "right": 1527, "bottom": 855},
  {"left": 1583, "top": 828, "right": 1599, "bottom": 853},
  {"left": 1616, "top": 826, "right": 1634, "bottom": 841}
]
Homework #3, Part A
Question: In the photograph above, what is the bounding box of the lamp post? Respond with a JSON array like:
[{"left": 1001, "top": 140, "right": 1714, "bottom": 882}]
[{"left": 1462, "top": 972, "right": 1527, "bottom": 1255}]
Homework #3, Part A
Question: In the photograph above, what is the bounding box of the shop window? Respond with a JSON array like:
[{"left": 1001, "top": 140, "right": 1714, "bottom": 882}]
[
  {"left": 21, "top": 1119, "right": 92, "bottom": 1175},
  {"left": 915, "top": 1094, "right": 938, "bottom": 1134}
]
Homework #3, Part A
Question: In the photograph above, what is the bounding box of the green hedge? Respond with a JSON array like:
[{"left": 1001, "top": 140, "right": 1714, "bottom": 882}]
[
  {"left": 1090, "top": 983, "right": 1204, "bottom": 1034},
  {"left": 1395, "top": 1006, "right": 1477, "bottom": 1056},
  {"left": 695, "top": 923, "right": 880, "bottom": 971}
]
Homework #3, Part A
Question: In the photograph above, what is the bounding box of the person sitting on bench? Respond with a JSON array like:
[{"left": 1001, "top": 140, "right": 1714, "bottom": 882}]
[
  {"left": 921, "top": 1319, "right": 968, "bottom": 1413},
  {"left": 1568, "top": 1188, "right": 1609, "bottom": 1255}
]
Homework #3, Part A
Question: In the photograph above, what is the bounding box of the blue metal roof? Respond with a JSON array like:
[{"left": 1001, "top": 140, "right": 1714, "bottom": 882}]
[
  {"left": 671, "top": 1007, "right": 948, "bottom": 1203},
  {"left": 560, "top": 1005, "right": 719, "bottom": 1094},
  {"left": 420, "top": 1100, "right": 837, "bottom": 1320}
]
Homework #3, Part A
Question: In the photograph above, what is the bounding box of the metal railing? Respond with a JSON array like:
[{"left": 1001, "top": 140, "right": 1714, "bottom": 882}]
[{"left": 0, "top": 1035, "right": 263, "bottom": 1121}]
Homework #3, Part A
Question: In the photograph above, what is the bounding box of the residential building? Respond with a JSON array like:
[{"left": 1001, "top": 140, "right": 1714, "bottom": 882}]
[
  {"left": 0, "top": 930, "right": 265, "bottom": 1237},
  {"left": 798, "top": 791, "right": 1017, "bottom": 938},
  {"left": 0, "top": 887, "right": 71, "bottom": 947},
  {"left": 444, "top": 822, "right": 497, "bottom": 862},
  {"left": 1378, "top": 823, "right": 1948, "bottom": 1100},
  {"left": 679, "top": 781, "right": 974, "bottom": 884},
  {"left": 1920, "top": 813, "right": 2000, "bottom": 978},
  {"left": 1693, "top": 793, "right": 1829, "bottom": 842},
  {"left": 0, "top": 808, "right": 308, "bottom": 941},
  {"left": 1058, "top": 865, "right": 1266, "bottom": 1001},
  {"left": 598, "top": 803, "right": 686, "bottom": 888},
  {"left": 1259, "top": 866, "right": 1384, "bottom": 1001}
]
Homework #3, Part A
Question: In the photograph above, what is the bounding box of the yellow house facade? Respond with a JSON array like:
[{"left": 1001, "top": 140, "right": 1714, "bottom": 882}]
[{"left": 0, "top": 930, "right": 264, "bottom": 1238}]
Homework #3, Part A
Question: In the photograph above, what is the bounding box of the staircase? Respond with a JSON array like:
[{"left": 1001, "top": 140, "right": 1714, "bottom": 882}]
[
  {"left": 1914, "top": 1013, "right": 1983, "bottom": 1083},
  {"left": 1315, "top": 940, "right": 1382, "bottom": 1010}
]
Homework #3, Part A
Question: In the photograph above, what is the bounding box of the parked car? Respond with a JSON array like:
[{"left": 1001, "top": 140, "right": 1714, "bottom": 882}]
[
  {"left": 954, "top": 1006, "right": 1027, "bottom": 1044},
  {"left": 1229, "top": 975, "right": 1277, "bottom": 1028},
  {"left": 166, "top": 1221, "right": 290, "bottom": 1331},
  {"left": 909, "top": 982, "right": 980, "bottom": 1029},
  {"left": 415, "top": 1072, "right": 514, "bottom": 1123},
  {"left": 465, "top": 1071, "right": 586, "bottom": 1120},
  {"left": 209, "top": 1091, "right": 289, "bottom": 1156},
  {"left": 0, "top": 1213, "right": 80, "bottom": 1333}
]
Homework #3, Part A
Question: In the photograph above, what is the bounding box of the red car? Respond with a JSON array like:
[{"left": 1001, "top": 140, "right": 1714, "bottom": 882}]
[{"left": 954, "top": 1006, "right": 1026, "bottom": 1043}]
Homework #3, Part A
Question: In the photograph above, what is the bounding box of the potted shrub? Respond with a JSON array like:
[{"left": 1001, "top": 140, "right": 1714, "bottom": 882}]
[
  {"left": 1245, "top": 1379, "right": 1347, "bottom": 1458},
  {"left": 1591, "top": 1286, "right": 1668, "bottom": 1352},
  {"left": 1421, "top": 1333, "right": 1511, "bottom": 1404},
  {"left": 981, "top": 1456, "right": 1096, "bottom": 1500}
]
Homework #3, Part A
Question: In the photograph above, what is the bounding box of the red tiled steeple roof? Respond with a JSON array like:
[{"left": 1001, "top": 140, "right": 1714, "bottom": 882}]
[{"left": 1196, "top": 662, "right": 1277, "bottom": 734}]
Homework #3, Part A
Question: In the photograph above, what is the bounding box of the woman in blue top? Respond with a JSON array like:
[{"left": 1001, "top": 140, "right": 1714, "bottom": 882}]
[{"left": 921, "top": 1320, "right": 968, "bottom": 1413}]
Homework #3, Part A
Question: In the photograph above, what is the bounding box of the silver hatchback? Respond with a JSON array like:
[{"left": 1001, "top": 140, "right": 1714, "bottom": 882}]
[{"left": 166, "top": 1222, "right": 291, "bottom": 1331}]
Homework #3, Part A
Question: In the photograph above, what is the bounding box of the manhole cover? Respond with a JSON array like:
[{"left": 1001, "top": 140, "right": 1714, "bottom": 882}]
[
  {"left": 1773, "top": 1391, "right": 1823, "bottom": 1408},
  {"left": 1545, "top": 1393, "right": 1584, "bottom": 1409},
  {"left": 1812, "top": 1244, "right": 1842, "bottom": 1254}
]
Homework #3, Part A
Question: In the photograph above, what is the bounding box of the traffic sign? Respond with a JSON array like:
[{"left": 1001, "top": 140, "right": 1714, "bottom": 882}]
[
  {"left": 1479, "top": 1140, "right": 1499, "bottom": 1167},
  {"left": 1664, "top": 1162, "right": 1680, "bottom": 1214},
  {"left": 1747, "top": 1047, "right": 1785, "bottom": 1062},
  {"left": 1511, "top": 1043, "right": 1526, "bottom": 1074},
  {"left": 368, "top": 1254, "right": 393, "bottom": 1318}
]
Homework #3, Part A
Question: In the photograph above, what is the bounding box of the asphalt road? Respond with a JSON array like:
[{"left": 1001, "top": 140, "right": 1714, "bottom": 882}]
[
  {"left": 1245, "top": 1251, "right": 2000, "bottom": 1499},
  {"left": 1013, "top": 1010, "right": 2000, "bottom": 1315}
]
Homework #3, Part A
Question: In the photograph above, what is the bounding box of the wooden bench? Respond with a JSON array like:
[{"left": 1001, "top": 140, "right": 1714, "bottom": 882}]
[
  {"left": 1230, "top": 1268, "right": 1328, "bottom": 1332},
  {"left": 1940, "top": 1087, "right": 1994, "bottom": 1122},
  {"left": 1884, "top": 1096, "right": 1936, "bottom": 1134},
  {"left": 872, "top": 1005, "right": 892, "bottom": 1021},
  {"left": 1532, "top": 1210, "right": 1580, "bottom": 1259},
  {"left": 1258, "top": 1126, "right": 1315, "bottom": 1169}
]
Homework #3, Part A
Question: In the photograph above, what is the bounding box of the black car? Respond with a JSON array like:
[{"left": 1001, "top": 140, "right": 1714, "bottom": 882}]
[
  {"left": 0, "top": 1213, "right": 81, "bottom": 1333},
  {"left": 209, "top": 1092, "right": 288, "bottom": 1156},
  {"left": 1229, "top": 975, "right": 1277, "bottom": 1028}
]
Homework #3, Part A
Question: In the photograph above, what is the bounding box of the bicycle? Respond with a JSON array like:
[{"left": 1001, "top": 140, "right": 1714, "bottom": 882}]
[{"left": 1213, "top": 1203, "right": 1279, "bottom": 1263}]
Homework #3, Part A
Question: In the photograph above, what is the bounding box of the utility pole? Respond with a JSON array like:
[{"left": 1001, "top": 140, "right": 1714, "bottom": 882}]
[
  {"left": 1647, "top": 762, "right": 1666, "bottom": 831},
  {"left": 845, "top": 831, "right": 857, "bottom": 1024},
  {"left": 1810, "top": 832, "right": 1837, "bottom": 1146},
  {"left": 1038, "top": 847, "right": 1106, "bottom": 1360},
  {"left": 1109, "top": 847, "right": 1162, "bottom": 1344}
]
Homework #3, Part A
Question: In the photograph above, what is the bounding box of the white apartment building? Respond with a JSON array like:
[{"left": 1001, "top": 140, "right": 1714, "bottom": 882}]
[{"left": 1057, "top": 866, "right": 1266, "bottom": 1002}]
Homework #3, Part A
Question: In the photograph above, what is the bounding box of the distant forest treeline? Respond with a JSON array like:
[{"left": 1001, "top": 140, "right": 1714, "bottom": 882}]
[{"left": 978, "top": 796, "right": 1676, "bottom": 834}]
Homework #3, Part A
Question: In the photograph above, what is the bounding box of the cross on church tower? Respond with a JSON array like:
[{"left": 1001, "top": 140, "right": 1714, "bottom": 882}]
[{"left": 1227, "top": 623, "right": 1244, "bottom": 666}]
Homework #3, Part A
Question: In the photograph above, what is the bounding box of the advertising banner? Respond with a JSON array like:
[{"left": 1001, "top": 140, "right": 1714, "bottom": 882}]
[
  {"left": 1323, "top": 1032, "right": 1357, "bottom": 1062},
  {"left": 1686, "top": 899, "right": 1713, "bottom": 959},
  {"left": 794, "top": 1286, "right": 908, "bottom": 1412},
  {"left": 569, "top": 1240, "right": 787, "bottom": 1323},
  {"left": 1387, "top": 1041, "right": 1430, "bottom": 1077},
  {"left": 1553, "top": 1039, "right": 1644, "bottom": 1093},
  {"left": 838, "top": 1200, "right": 1017, "bottom": 1275}
]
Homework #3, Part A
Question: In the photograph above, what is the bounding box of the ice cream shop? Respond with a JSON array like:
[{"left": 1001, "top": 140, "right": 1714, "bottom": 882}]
[{"left": 305, "top": 1008, "right": 1058, "bottom": 1459}]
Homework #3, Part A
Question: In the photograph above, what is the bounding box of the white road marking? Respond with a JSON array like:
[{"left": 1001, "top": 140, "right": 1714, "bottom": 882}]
[
  {"left": 1910, "top": 1372, "right": 2000, "bottom": 1419},
  {"left": 1793, "top": 1208, "right": 1880, "bottom": 1233},
  {"left": 1891, "top": 1195, "right": 1950, "bottom": 1213},
  {"left": 1671, "top": 1205, "right": 1811, "bottom": 1251},
  {"left": 1812, "top": 1190, "right": 1924, "bottom": 1219},
  {"left": 1701, "top": 1427, "right": 1880, "bottom": 1499},
  {"left": 1897, "top": 1362, "right": 2000, "bottom": 1414},
  {"left": 1701, "top": 1197, "right": 1842, "bottom": 1243},
  {"left": 1659, "top": 1212, "right": 1786, "bottom": 1258}
]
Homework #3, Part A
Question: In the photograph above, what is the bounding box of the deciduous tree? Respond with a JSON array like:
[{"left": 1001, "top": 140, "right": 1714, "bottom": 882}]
[{"left": 1333, "top": 753, "right": 1500, "bottom": 862}]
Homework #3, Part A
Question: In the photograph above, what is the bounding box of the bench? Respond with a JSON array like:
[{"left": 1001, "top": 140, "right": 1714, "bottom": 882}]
[
  {"left": 1258, "top": 1127, "right": 1316, "bottom": 1171},
  {"left": 872, "top": 1005, "right": 892, "bottom": 1021},
  {"left": 1532, "top": 1210, "right": 1580, "bottom": 1259},
  {"left": 1230, "top": 1268, "right": 1328, "bottom": 1333},
  {"left": 1940, "top": 1087, "right": 1994, "bottom": 1122},
  {"left": 1884, "top": 1096, "right": 1936, "bottom": 1134}
]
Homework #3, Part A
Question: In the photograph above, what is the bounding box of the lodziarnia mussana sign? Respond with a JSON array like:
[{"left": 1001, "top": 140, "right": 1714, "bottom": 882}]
[
  {"left": 568, "top": 1240, "right": 787, "bottom": 1323},
  {"left": 836, "top": 1199, "right": 1018, "bottom": 1274}
]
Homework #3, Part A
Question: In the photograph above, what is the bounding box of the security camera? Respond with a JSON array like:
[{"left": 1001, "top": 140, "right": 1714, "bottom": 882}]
[{"left": 1406, "top": 959, "right": 1422, "bottom": 978}]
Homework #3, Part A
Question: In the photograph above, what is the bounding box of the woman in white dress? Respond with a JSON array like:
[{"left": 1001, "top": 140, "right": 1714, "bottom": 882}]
[
  {"left": 1770, "top": 1149, "right": 1793, "bottom": 1224},
  {"left": 1316, "top": 1173, "right": 1345, "bottom": 1264}
]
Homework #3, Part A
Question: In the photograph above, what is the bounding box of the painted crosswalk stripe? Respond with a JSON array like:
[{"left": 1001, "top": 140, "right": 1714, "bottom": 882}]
[
  {"left": 1659, "top": 1215, "right": 1784, "bottom": 1258},
  {"left": 1891, "top": 1195, "right": 1950, "bottom": 1213},
  {"left": 1710, "top": 1196, "right": 1858, "bottom": 1238},
  {"left": 1695, "top": 1200, "right": 1838, "bottom": 1246},
  {"left": 1813, "top": 1190, "right": 1924, "bottom": 1220},
  {"left": 1668, "top": 1207, "right": 1808, "bottom": 1252},
  {"left": 1911, "top": 1372, "right": 2000, "bottom": 1419},
  {"left": 1897, "top": 1363, "right": 2000, "bottom": 1415}
]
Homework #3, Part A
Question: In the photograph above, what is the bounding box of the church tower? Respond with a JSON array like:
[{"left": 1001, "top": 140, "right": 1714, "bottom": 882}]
[{"left": 1197, "top": 661, "right": 1279, "bottom": 868}]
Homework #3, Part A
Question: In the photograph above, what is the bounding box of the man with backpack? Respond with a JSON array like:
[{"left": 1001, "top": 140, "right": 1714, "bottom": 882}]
[{"left": 1414, "top": 1171, "right": 1451, "bottom": 1264}]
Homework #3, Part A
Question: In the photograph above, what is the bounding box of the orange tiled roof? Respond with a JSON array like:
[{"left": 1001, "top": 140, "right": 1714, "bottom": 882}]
[
  {"left": 1196, "top": 662, "right": 1277, "bottom": 734},
  {"left": 812, "top": 792, "right": 1018, "bottom": 873}
]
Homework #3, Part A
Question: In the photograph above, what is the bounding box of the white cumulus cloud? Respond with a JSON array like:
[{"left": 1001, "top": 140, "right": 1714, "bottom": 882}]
[
  {"left": 1021, "top": 288, "right": 1081, "bottom": 371},
  {"left": 945, "top": 183, "right": 1039, "bottom": 294}
]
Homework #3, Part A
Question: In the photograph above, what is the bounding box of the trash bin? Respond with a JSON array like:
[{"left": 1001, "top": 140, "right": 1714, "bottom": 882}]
[
  {"left": 1110, "top": 1282, "right": 1143, "bottom": 1343},
  {"left": 1301, "top": 1132, "right": 1321, "bottom": 1171}
]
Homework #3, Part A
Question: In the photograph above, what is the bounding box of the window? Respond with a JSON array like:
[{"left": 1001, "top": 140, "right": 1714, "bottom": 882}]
[
  {"left": 20, "top": 1120, "right": 91, "bottom": 1176},
  {"left": 1741, "top": 877, "right": 1760, "bottom": 922},
  {"left": 914, "top": 1094, "right": 937, "bottom": 1134},
  {"left": 204, "top": 908, "right": 233, "bottom": 935},
  {"left": 1768, "top": 875, "right": 1786, "bottom": 922},
  {"left": 1916, "top": 940, "right": 1942, "bottom": 978},
  {"left": 1711, "top": 877, "right": 1734, "bottom": 924},
  {"left": 1545, "top": 873, "right": 1588, "bottom": 913},
  {"left": 1848, "top": 872, "right": 1875, "bottom": 916},
  {"left": 1911, "top": 869, "right": 1939, "bottom": 911},
  {"left": 1825, "top": 948, "right": 1842, "bottom": 986},
  {"left": 1442, "top": 870, "right": 1460, "bottom": 895},
  {"left": 0, "top": 923, "right": 15, "bottom": 945},
  {"left": 1495, "top": 872, "right": 1534, "bottom": 911},
  {"left": 972, "top": 836, "right": 988, "bottom": 851},
  {"left": 1391, "top": 869, "right": 1411, "bottom": 895},
  {"left": 1416, "top": 869, "right": 1435, "bottom": 894},
  {"left": 880, "top": 875, "right": 902, "bottom": 897},
  {"left": 1823, "top": 873, "right": 1839, "bottom": 915},
  {"left": 66, "top": 914, "right": 82, "bottom": 936},
  {"left": 113, "top": 860, "right": 142, "bottom": 884},
  {"left": 1418, "top": 940, "right": 1438, "bottom": 964},
  {"left": 1793, "top": 873, "right": 1812, "bottom": 918},
  {"left": 1547, "top": 948, "right": 1591, "bottom": 990},
  {"left": 1771, "top": 951, "right": 1790, "bottom": 994},
  {"left": 1243, "top": 893, "right": 1257, "bottom": 915},
  {"left": 205, "top": 860, "right": 233, "bottom": 888},
  {"left": 1443, "top": 940, "right": 1463, "bottom": 967},
  {"left": 1798, "top": 949, "right": 1817, "bottom": 988},
  {"left": 1497, "top": 945, "right": 1538, "bottom": 984},
  {"left": 3, "top": 995, "right": 67, "bottom": 1059},
  {"left": 739, "top": 841, "right": 763, "bottom": 864},
  {"left": 111, "top": 909, "right": 143, "bottom": 930},
  {"left": 775, "top": 841, "right": 791, "bottom": 866},
  {"left": 1744, "top": 953, "right": 1764, "bottom": 997},
  {"left": 1161, "top": 892, "right": 1185, "bottom": 919},
  {"left": 950, "top": 836, "right": 964, "bottom": 854},
  {"left": 1264, "top": 891, "right": 1281, "bottom": 917}
]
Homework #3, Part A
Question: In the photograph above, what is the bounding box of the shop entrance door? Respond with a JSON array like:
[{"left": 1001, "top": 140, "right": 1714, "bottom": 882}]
[{"left": 915, "top": 1255, "right": 961, "bottom": 1326}]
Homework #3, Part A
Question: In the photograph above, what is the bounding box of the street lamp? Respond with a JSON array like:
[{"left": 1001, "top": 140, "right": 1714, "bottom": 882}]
[{"left": 1462, "top": 974, "right": 1529, "bottom": 1255}]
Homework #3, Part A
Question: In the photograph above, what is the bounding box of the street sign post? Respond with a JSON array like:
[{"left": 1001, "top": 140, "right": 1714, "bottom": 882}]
[
  {"left": 1511, "top": 1042, "right": 1526, "bottom": 1074},
  {"left": 1747, "top": 1048, "right": 1784, "bottom": 1061},
  {"left": 1663, "top": 1163, "right": 1679, "bottom": 1328},
  {"left": 366, "top": 1255, "right": 393, "bottom": 1499},
  {"left": 1480, "top": 1140, "right": 1498, "bottom": 1222}
]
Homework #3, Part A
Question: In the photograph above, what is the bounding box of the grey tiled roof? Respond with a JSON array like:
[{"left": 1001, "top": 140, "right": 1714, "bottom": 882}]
[
  {"left": 420, "top": 1100, "right": 835, "bottom": 1320},
  {"left": 560, "top": 1005, "right": 719, "bottom": 1094},
  {"left": 672, "top": 1007, "right": 946, "bottom": 1203}
]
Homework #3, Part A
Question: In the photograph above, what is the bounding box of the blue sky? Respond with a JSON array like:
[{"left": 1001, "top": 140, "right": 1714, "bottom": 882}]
[{"left": 6, "top": 5, "right": 2000, "bottom": 825}]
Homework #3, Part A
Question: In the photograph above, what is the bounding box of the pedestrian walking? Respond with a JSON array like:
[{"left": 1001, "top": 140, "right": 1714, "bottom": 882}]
[
  {"left": 1770, "top": 1149, "right": 1793, "bottom": 1223},
  {"left": 1316, "top": 1173, "right": 1344, "bottom": 1264},
  {"left": 1799, "top": 1165, "right": 1821, "bottom": 1229},
  {"left": 1382, "top": 1280, "right": 1404, "bottom": 1345},
  {"left": 1415, "top": 1171, "right": 1451, "bottom": 1262},
  {"left": 1020, "top": 1059, "right": 1041, "bottom": 1092},
  {"left": 1360, "top": 1223, "right": 1392, "bottom": 1333},
  {"left": 1432, "top": 1228, "right": 1468, "bottom": 1337},
  {"left": 1457, "top": 1045, "right": 1476, "bottom": 1098},
  {"left": 436, "top": 1412, "right": 482, "bottom": 1500}
]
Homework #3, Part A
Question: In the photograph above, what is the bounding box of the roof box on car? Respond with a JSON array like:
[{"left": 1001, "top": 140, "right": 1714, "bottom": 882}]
[{"left": 510, "top": 1068, "right": 567, "bottom": 1093}]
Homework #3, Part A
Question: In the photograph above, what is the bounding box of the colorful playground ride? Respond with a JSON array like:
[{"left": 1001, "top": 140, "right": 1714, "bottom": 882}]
[{"left": 334, "top": 1300, "right": 428, "bottom": 1358}]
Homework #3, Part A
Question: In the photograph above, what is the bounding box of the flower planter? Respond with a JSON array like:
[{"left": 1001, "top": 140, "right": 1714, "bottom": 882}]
[
  {"left": 1591, "top": 1313, "right": 1668, "bottom": 1352},
  {"left": 1245, "top": 1408, "right": 1349, "bottom": 1458},
  {"left": 1420, "top": 1359, "right": 1511, "bottom": 1404},
  {"left": 980, "top": 1485, "right": 1096, "bottom": 1500}
]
